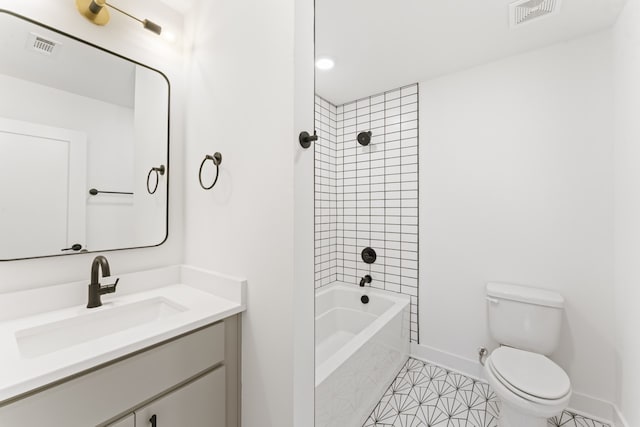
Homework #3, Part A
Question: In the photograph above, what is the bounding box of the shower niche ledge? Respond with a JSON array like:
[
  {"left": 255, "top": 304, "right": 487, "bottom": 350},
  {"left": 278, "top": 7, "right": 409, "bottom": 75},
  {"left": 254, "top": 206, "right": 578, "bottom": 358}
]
[{"left": 0, "top": 265, "right": 246, "bottom": 426}]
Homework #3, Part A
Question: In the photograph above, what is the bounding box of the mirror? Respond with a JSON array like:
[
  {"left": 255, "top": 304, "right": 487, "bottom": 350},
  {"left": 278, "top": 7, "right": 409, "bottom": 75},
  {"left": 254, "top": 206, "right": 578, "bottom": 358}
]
[{"left": 0, "top": 10, "right": 169, "bottom": 260}]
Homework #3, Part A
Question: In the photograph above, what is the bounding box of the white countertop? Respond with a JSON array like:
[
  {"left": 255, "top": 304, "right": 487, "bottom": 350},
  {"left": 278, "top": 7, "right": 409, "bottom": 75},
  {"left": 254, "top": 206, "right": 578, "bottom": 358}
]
[{"left": 0, "top": 265, "right": 246, "bottom": 403}]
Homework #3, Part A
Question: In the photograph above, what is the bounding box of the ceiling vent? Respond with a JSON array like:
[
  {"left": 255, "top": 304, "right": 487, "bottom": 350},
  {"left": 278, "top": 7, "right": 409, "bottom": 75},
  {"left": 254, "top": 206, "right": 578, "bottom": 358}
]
[
  {"left": 26, "top": 33, "right": 61, "bottom": 56},
  {"left": 510, "top": 0, "right": 561, "bottom": 28}
]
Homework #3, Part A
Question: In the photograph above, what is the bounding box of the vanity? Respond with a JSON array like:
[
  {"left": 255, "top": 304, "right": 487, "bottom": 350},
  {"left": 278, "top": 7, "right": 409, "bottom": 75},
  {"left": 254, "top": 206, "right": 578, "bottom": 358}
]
[
  {"left": 0, "top": 265, "right": 246, "bottom": 427},
  {"left": 0, "top": 9, "right": 247, "bottom": 427}
]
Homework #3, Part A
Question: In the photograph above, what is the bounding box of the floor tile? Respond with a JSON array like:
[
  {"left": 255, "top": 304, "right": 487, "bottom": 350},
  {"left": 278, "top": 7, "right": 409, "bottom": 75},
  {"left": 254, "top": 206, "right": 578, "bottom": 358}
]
[{"left": 364, "top": 358, "right": 610, "bottom": 427}]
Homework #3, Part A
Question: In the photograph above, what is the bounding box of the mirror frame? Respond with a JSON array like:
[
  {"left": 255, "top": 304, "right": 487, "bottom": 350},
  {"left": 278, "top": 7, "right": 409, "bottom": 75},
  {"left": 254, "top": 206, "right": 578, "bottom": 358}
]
[{"left": 0, "top": 9, "right": 171, "bottom": 261}]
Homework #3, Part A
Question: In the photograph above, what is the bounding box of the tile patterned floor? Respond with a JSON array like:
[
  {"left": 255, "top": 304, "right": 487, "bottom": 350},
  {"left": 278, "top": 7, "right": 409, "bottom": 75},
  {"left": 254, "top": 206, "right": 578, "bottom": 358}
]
[{"left": 363, "top": 358, "right": 610, "bottom": 427}]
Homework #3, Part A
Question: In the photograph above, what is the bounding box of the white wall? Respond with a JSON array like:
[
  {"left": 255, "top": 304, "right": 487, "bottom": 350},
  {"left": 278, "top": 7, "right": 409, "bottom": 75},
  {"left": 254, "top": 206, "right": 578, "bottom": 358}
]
[
  {"left": 0, "top": 1, "right": 184, "bottom": 291},
  {"left": 613, "top": 0, "right": 640, "bottom": 424},
  {"left": 419, "top": 32, "right": 617, "bottom": 404},
  {"left": 183, "top": 0, "right": 314, "bottom": 426}
]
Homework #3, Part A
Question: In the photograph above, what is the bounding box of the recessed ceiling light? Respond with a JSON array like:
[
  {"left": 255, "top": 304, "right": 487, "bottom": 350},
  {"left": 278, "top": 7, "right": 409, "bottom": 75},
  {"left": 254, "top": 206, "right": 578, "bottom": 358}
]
[{"left": 316, "top": 58, "right": 335, "bottom": 70}]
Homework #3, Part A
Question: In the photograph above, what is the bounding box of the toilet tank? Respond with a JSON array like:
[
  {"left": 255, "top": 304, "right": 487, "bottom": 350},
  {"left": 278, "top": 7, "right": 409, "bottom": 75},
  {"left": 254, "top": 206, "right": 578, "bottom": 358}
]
[{"left": 486, "top": 282, "right": 564, "bottom": 355}]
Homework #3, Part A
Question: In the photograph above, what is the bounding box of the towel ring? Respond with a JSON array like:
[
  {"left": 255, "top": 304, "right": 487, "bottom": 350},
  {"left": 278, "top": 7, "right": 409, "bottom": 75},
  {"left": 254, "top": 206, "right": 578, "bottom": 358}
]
[
  {"left": 199, "top": 152, "right": 222, "bottom": 190},
  {"left": 147, "top": 165, "right": 165, "bottom": 195}
]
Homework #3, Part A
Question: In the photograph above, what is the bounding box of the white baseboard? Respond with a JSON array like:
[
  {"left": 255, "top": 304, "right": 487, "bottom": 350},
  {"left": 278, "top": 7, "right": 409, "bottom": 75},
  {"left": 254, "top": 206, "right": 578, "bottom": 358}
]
[
  {"left": 410, "top": 342, "right": 485, "bottom": 381},
  {"left": 410, "top": 343, "right": 618, "bottom": 426},
  {"left": 567, "top": 392, "right": 617, "bottom": 426},
  {"left": 613, "top": 405, "right": 630, "bottom": 427}
]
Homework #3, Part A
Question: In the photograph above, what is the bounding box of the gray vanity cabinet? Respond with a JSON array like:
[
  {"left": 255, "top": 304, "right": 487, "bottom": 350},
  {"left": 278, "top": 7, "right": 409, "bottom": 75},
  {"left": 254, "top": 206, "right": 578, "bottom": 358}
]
[
  {"left": 107, "top": 414, "right": 135, "bottom": 427},
  {"left": 134, "top": 368, "right": 226, "bottom": 427},
  {"left": 109, "top": 367, "right": 226, "bottom": 427},
  {"left": 0, "top": 316, "right": 240, "bottom": 427}
]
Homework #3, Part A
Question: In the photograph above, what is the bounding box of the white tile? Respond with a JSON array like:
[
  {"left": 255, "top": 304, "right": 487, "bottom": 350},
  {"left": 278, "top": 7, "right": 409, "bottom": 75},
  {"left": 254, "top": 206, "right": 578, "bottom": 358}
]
[
  {"left": 385, "top": 89, "right": 401, "bottom": 101},
  {"left": 402, "top": 277, "right": 417, "bottom": 286},
  {"left": 385, "top": 274, "right": 401, "bottom": 285},
  {"left": 386, "top": 257, "right": 401, "bottom": 267},
  {"left": 385, "top": 115, "right": 401, "bottom": 126},
  {"left": 385, "top": 166, "right": 401, "bottom": 176},
  {"left": 400, "top": 103, "right": 417, "bottom": 114},
  {"left": 385, "top": 106, "right": 400, "bottom": 117},
  {"left": 357, "top": 98, "right": 369, "bottom": 109},
  {"left": 385, "top": 232, "right": 401, "bottom": 242},
  {"left": 401, "top": 94, "right": 418, "bottom": 106},
  {"left": 371, "top": 102, "right": 385, "bottom": 113},
  {"left": 403, "top": 260, "right": 418, "bottom": 269},
  {"left": 401, "top": 242, "right": 417, "bottom": 252},
  {"left": 371, "top": 119, "right": 384, "bottom": 130},
  {"left": 401, "top": 154, "right": 418, "bottom": 165},
  {"left": 402, "top": 189, "right": 419, "bottom": 199},
  {"left": 385, "top": 283, "right": 401, "bottom": 293},
  {"left": 401, "top": 181, "right": 418, "bottom": 191},
  {"left": 371, "top": 264, "right": 384, "bottom": 273},
  {"left": 400, "top": 285, "right": 418, "bottom": 297},
  {"left": 386, "top": 157, "right": 401, "bottom": 167},
  {"left": 371, "top": 94, "right": 385, "bottom": 105},
  {"left": 401, "top": 85, "right": 418, "bottom": 96}
]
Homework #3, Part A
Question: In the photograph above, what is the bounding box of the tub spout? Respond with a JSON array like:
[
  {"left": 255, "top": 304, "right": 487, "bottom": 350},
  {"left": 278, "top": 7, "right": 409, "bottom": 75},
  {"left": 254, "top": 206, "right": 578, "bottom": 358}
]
[{"left": 359, "top": 275, "right": 372, "bottom": 287}]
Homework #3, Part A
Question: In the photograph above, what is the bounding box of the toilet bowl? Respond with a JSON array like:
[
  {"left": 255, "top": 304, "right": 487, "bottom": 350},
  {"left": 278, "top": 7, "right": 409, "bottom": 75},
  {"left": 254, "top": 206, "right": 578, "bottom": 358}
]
[
  {"left": 485, "top": 283, "right": 571, "bottom": 427},
  {"left": 484, "top": 346, "right": 571, "bottom": 427}
]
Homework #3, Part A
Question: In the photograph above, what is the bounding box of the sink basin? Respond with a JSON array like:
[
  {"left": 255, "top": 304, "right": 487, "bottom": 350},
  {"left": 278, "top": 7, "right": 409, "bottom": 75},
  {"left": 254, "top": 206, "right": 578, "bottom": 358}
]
[{"left": 15, "top": 297, "right": 186, "bottom": 358}]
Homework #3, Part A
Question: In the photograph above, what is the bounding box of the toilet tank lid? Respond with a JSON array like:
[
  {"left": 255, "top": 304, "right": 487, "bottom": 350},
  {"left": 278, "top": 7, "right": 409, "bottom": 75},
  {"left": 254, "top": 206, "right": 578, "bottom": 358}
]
[{"left": 486, "top": 282, "right": 564, "bottom": 308}]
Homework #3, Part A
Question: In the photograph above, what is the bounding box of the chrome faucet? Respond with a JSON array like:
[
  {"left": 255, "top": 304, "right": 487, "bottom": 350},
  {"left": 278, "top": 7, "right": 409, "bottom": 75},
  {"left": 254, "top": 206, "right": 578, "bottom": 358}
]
[
  {"left": 359, "top": 274, "right": 372, "bottom": 287},
  {"left": 87, "top": 255, "right": 119, "bottom": 308}
]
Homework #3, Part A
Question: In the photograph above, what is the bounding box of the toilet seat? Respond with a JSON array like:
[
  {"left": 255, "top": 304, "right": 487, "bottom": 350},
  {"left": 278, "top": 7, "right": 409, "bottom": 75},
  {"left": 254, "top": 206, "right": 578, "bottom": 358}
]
[{"left": 488, "top": 347, "right": 571, "bottom": 403}]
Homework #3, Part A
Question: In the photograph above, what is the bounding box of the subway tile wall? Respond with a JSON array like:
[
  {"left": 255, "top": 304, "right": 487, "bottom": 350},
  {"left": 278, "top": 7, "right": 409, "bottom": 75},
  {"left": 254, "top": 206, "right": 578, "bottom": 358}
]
[
  {"left": 315, "top": 84, "right": 420, "bottom": 343},
  {"left": 315, "top": 97, "right": 338, "bottom": 287}
]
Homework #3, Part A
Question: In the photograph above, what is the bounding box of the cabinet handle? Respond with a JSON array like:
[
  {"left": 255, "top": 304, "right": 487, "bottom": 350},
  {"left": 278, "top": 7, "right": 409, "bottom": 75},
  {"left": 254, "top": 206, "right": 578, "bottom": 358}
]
[{"left": 149, "top": 414, "right": 157, "bottom": 427}]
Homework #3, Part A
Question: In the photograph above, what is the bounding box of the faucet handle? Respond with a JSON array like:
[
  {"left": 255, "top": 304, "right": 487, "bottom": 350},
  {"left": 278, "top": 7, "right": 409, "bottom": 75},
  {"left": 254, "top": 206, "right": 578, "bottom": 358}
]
[{"left": 101, "top": 278, "right": 119, "bottom": 295}]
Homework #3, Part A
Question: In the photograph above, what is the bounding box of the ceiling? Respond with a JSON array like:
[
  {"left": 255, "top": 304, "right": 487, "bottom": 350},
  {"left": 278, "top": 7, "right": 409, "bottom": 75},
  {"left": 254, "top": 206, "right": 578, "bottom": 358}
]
[
  {"left": 0, "top": 13, "right": 135, "bottom": 108},
  {"left": 316, "top": 0, "right": 627, "bottom": 105}
]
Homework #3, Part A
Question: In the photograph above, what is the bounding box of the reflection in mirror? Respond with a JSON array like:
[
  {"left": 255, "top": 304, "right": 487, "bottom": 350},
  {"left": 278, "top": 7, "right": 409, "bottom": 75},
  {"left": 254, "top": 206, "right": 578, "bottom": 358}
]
[
  {"left": 0, "top": 11, "right": 169, "bottom": 260},
  {"left": 314, "top": 1, "right": 630, "bottom": 426}
]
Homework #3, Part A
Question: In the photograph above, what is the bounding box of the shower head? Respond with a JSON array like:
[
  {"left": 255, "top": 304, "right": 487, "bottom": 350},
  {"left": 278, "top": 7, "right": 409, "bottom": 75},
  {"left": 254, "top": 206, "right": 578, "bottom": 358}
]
[{"left": 357, "top": 131, "right": 372, "bottom": 146}]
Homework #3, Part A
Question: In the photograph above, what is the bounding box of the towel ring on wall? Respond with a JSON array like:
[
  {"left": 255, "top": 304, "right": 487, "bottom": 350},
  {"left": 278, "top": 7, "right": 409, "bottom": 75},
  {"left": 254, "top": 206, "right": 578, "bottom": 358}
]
[
  {"left": 147, "top": 165, "right": 166, "bottom": 195},
  {"left": 199, "top": 152, "right": 222, "bottom": 190}
]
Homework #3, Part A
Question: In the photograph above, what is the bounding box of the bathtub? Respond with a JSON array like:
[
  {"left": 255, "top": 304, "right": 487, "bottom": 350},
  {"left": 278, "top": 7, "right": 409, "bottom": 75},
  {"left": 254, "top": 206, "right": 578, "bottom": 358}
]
[{"left": 315, "top": 283, "right": 411, "bottom": 427}]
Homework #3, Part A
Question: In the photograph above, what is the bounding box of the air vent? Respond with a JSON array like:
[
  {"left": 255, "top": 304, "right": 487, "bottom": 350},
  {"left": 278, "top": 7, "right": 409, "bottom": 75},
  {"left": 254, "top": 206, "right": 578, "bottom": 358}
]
[
  {"left": 510, "top": 0, "right": 560, "bottom": 28},
  {"left": 26, "top": 33, "right": 61, "bottom": 56}
]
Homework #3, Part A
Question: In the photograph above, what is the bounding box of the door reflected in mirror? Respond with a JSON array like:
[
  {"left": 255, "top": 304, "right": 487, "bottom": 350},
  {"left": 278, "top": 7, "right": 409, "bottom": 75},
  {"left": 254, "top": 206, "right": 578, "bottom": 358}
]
[{"left": 0, "top": 10, "right": 169, "bottom": 260}]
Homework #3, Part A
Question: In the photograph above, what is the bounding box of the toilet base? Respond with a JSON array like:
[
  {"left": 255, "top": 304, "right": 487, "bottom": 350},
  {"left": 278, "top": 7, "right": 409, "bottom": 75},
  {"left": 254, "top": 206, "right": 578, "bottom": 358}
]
[{"left": 498, "top": 402, "right": 548, "bottom": 427}]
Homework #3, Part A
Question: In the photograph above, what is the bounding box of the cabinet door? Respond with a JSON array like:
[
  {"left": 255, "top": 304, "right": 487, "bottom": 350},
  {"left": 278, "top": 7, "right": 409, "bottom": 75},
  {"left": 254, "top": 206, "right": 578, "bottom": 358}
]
[
  {"left": 135, "top": 367, "right": 225, "bottom": 427},
  {"left": 106, "top": 414, "right": 135, "bottom": 427}
]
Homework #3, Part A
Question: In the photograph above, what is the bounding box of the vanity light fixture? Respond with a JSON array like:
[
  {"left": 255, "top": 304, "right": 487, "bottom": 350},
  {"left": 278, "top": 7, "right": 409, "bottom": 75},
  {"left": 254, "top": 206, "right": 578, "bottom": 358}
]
[{"left": 76, "top": 0, "right": 162, "bottom": 35}]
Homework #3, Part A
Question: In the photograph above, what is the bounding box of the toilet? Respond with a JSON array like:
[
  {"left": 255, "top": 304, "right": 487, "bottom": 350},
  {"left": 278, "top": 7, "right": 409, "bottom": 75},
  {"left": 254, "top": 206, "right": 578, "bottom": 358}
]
[{"left": 484, "top": 282, "right": 572, "bottom": 427}]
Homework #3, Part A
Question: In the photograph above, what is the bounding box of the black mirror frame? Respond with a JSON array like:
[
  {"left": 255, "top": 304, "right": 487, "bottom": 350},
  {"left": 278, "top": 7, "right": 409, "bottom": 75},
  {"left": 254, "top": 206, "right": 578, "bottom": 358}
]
[{"left": 0, "top": 9, "right": 170, "bottom": 261}]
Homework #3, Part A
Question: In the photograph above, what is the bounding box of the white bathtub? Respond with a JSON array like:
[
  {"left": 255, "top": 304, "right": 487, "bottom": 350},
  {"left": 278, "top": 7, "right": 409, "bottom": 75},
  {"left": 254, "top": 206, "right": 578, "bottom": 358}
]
[{"left": 315, "top": 283, "right": 410, "bottom": 427}]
